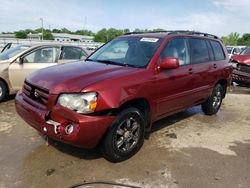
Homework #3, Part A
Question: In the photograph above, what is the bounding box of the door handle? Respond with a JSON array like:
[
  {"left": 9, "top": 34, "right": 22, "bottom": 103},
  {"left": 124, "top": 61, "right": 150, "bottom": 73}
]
[
  {"left": 213, "top": 64, "right": 217, "bottom": 68},
  {"left": 188, "top": 68, "right": 193, "bottom": 74}
]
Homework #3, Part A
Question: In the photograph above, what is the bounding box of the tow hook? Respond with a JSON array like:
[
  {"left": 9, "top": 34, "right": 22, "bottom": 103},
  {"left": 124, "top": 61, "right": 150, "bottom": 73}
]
[{"left": 46, "top": 120, "right": 61, "bottom": 134}]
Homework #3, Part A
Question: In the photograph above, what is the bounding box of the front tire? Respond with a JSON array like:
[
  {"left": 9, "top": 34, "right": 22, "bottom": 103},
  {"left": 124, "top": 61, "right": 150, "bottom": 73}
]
[
  {"left": 202, "top": 84, "right": 223, "bottom": 115},
  {"left": 102, "top": 107, "right": 145, "bottom": 162},
  {"left": 0, "top": 81, "right": 8, "bottom": 102}
]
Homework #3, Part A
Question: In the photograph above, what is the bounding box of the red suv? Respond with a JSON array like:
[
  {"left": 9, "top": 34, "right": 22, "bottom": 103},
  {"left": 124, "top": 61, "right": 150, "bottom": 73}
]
[{"left": 15, "top": 31, "right": 232, "bottom": 162}]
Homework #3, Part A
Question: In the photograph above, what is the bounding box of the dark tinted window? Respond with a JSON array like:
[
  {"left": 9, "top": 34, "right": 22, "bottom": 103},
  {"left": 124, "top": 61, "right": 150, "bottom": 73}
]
[
  {"left": 210, "top": 41, "right": 225, "bottom": 61},
  {"left": 189, "top": 38, "right": 209, "bottom": 64},
  {"left": 206, "top": 40, "right": 214, "bottom": 60},
  {"left": 161, "top": 38, "right": 190, "bottom": 66},
  {"left": 62, "top": 47, "right": 85, "bottom": 60}
]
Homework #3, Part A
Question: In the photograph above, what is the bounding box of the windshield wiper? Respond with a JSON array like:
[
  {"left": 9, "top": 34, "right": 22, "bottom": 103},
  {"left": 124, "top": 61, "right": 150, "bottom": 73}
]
[
  {"left": 86, "top": 59, "right": 143, "bottom": 68},
  {"left": 87, "top": 59, "right": 126, "bottom": 66}
]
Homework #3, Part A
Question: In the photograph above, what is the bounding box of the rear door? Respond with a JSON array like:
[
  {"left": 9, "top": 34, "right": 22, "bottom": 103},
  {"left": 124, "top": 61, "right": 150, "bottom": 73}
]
[
  {"left": 187, "top": 38, "right": 215, "bottom": 101},
  {"left": 154, "top": 37, "right": 198, "bottom": 118},
  {"left": 209, "top": 40, "right": 227, "bottom": 84},
  {"left": 8, "top": 46, "right": 60, "bottom": 90}
]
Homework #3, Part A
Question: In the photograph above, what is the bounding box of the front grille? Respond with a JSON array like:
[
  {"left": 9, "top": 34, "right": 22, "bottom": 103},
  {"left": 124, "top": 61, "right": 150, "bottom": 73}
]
[
  {"left": 238, "top": 64, "right": 250, "bottom": 74},
  {"left": 23, "top": 81, "right": 49, "bottom": 106}
]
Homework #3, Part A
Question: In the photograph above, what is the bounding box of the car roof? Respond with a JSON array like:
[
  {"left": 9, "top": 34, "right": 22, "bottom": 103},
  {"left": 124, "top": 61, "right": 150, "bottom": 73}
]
[
  {"left": 27, "top": 43, "right": 84, "bottom": 48},
  {"left": 119, "top": 30, "right": 221, "bottom": 41}
]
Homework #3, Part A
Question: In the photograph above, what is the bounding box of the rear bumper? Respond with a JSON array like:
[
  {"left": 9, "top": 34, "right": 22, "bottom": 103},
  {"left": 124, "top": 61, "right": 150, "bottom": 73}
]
[
  {"left": 232, "top": 69, "right": 250, "bottom": 84},
  {"left": 15, "top": 91, "right": 115, "bottom": 148}
]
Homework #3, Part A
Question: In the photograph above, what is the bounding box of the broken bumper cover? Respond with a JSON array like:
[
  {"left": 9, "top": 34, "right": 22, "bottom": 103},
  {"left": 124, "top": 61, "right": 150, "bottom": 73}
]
[
  {"left": 15, "top": 91, "right": 115, "bottom": 148},
  {"left": 232, "top": 69, "right": 250, "bottom": 85}
]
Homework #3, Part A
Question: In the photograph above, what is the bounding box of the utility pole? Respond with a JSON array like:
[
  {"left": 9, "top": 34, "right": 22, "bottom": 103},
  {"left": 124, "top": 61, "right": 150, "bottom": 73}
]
[
  {"left": 40, "top": 18, "right": 44, "bottom": 41},
  {"left": 84, "top": 16, "right": 87, "bottom": 31}
]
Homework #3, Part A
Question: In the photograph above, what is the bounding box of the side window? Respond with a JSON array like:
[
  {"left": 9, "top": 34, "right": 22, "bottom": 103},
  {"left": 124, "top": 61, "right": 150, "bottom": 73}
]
[
  {"left": 23, "top": 47, "right": 59, "bottom": 63},
  {"left": 189, "top": 38, "right": 209, "bottom": 64},
  {"left": 210, "top": 41, "right": 225, "bottom": 61},
  {"left": 62, "top": 47, "right": 85, "bottom": 60},
  {"left": 160, "top": 38, "right": 190, "bottom": 66},
  {"left": 206, "top": 40, "right": 214, "bottom": 61}
]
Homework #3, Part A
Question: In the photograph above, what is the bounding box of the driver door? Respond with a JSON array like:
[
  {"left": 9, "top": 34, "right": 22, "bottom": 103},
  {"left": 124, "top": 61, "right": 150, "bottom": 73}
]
[{"left": 8, "top": 46, "right": 60, "bottom": 90}]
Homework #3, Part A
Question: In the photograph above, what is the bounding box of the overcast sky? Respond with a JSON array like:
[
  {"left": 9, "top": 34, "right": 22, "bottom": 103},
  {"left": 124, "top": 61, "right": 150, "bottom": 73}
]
[{"left": 0, "top": 0, "right": 249, "bottom": 36}]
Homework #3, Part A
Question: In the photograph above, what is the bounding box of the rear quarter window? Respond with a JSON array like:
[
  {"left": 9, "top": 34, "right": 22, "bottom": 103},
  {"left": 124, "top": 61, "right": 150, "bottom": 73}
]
[{"left": 210, "top": 41, "right": 225, "bottom": 61}]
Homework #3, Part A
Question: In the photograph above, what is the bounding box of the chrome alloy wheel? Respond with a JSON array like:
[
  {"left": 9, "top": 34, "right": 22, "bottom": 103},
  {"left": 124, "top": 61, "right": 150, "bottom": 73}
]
[
  {"left": 115, "top": 117, "right": 140, "bottom": 152},
  {"left": 0, "top": 86, "right": 2, "bottom": 97},
  {"left": 212, "top": 87, "right": 222, "bottom": 109}
]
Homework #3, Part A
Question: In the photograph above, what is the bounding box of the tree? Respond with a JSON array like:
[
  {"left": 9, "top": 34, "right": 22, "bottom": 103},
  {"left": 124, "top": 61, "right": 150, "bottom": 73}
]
[
  {"left": 222, "top": 32, "right": 240, "bottom": 45},
  {"left": 52, "top": 29, "right": 62, "bottom": 33},
  {"left": 15, "top": 31, "right": 27, "bottom": 39},
  {"left": 74, "top": 29, "right": 94, "bottom": 36},
  {"left": 43, "top": 31, "right": 54, "bottom": 40},
  {"left": 123, "top": 28, "right": 130, "bottom": 34},
  {"left": 94, "top": 28, "right": 123, "bottom": 42},
  {"left": 238, "top": 33, "right": 250, "bottom": 46},
  {"left": 61, "top": 28, "right": 71, "bottom": 33}
]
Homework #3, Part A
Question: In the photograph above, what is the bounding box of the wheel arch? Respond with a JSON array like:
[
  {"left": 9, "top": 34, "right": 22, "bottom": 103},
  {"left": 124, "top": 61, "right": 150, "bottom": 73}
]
[
  {"left": 216, "top": 79, "right": 227, "bottom": 98},
  {"left": 0, "top": 77, "right": 9, "bottom": 94},
  {"left": 117, "top": 98, "right": 151, "bottom": 130}
]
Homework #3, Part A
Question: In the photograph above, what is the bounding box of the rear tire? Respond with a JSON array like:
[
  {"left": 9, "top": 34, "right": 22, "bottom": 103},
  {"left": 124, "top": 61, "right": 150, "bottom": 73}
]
[
  {"left": 202, "top": 84, "right": 223, "bottom": 115},
  {"left": 102, "top": 107, "right": 145, "bottom": 162},
  {"left": 0, "top": 81, "right": 8, "bottom": 102}
]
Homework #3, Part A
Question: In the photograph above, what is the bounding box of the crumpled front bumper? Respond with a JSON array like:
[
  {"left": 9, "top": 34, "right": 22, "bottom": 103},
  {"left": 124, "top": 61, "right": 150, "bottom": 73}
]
[
  {"left": 15, "top": 91, "right": 115, "bottom": 148},
  {"left": 232, "top": 69, "right": 250, "bottom": 85}
]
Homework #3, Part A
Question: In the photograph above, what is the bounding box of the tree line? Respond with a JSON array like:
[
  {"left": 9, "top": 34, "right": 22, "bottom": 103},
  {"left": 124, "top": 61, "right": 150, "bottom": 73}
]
[
  {"left": 2, "top": 28, "right": 250, "bottom": 45},
  {"left": 222, "top": 32, "right": 250, "bottom": 46},
  {"left": 2, "top": 28, "right": 167, "bottom": 42}
]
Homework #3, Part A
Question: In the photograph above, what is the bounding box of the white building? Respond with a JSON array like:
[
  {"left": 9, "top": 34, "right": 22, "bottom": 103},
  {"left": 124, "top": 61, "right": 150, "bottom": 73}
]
[
  {"left": 0, "top": 33, "right": 41, "bottom": 40},
  {"left": 52, "top": 33, "right": 94, "bottom": 42}
]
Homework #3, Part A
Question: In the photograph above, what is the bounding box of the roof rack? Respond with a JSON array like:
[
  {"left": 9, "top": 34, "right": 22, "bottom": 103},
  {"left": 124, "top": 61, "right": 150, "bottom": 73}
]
[{"left": 124, "top": 30, "right": 220, "bottom": 40}]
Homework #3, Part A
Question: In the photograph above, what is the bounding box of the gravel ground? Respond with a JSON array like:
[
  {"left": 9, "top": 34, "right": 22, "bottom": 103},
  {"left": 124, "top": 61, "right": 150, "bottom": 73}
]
[{"left": 0, "top": 86, "right": 249, "bottom": 188}]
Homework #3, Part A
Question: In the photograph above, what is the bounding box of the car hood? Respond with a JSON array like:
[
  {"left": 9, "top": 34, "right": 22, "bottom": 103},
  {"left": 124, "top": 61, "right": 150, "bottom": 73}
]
[
  {"left": 231, "top": 55, "right": 250, "bottom": 65},
  {"left": 26, "top": 61, "right": 138, "bottom": 94}
]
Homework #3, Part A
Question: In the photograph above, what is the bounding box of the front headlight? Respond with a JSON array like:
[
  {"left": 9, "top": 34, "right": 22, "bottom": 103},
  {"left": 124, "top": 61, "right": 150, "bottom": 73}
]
[
  {"left": 57, "top": 92, "right": 97, "bottom": 114},
  {"left": 229, "top": 61, "right": 238, "bottom": 69}
]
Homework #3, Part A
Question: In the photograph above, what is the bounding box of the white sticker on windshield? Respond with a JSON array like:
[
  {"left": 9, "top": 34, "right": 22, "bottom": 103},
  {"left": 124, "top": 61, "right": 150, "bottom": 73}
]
[{"left": 140, "top": 38, "right": 159, "bottom": 43}]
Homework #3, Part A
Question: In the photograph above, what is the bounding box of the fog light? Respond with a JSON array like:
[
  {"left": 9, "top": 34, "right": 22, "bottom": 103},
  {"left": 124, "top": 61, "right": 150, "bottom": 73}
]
[{"left": 65, "top": 124, "right": 74, "bottom": 135}]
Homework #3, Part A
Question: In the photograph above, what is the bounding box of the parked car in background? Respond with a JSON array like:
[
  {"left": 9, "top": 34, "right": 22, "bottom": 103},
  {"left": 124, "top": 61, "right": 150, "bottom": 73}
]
[
  {"left": 16, "top": 31, "right": 232, "bottom": 162},
  {"left": 230, "top": 46, "right": 250, "bottom": 86},
  {"left": 226, "top": 46, "right": 242, "bottom": 59},
  {"left": 0, "top": 44, "right": 89, "bottom": 102}
]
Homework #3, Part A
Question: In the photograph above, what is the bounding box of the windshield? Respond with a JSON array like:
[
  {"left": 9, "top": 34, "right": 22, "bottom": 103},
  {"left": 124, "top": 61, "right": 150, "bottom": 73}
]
[
  {"left": 226, "top": 47, "right": 233, "bottom": 54},
  {"left": 87, "top": 37, "right": 163, "bottom": 68},
  {"left": 0, "top": 45, "right": 30, "bottom": 61},
  {"left": 240, "top": 47, "right": 250, "bottom": 55}
]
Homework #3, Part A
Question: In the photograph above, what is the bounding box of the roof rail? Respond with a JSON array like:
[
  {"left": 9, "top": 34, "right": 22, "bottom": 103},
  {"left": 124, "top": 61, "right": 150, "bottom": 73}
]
[{"left": 124, "top": 30, "right": 220, "bottom": 40}]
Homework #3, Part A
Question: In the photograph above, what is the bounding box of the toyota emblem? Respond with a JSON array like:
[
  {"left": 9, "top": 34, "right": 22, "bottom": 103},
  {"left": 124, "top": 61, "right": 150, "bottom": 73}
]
[{"left": 34, "top": 91, "right": 39, "bottom": 98}]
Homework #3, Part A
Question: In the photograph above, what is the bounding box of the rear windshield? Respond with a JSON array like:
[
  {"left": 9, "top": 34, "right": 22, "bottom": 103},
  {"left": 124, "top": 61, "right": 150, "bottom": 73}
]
[
  {"left": 87, "top": 37, "right": 163, "bottom": 68},
  {"left": 0, "top": 45, "right": 30, "bottom": 61}
]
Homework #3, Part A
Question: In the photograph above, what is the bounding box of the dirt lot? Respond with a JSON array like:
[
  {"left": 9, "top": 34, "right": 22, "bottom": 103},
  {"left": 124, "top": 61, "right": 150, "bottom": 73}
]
[{"left": 0, "top": 86, "right": 250, "bottom": 188}]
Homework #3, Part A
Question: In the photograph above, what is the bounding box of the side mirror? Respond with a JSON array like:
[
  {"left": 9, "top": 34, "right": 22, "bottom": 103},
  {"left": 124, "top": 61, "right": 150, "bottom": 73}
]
[
  {"left": 15, "top": 57, "right": 23, "bottom": 64},
  {"left": 160, "top": 58, "right": 180, "bottom": 69}
]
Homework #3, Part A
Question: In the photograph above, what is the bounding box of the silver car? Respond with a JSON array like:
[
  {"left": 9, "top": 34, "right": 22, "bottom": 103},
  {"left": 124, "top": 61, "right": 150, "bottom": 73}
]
[{"left": 0, "top": 44, "right": 89, "bottom": 102}]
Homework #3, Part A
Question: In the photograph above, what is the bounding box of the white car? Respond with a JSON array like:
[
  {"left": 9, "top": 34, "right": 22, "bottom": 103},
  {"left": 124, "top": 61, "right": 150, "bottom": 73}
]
[{"left": 226, "top": 46, "right": 245, "bottom": 59}]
